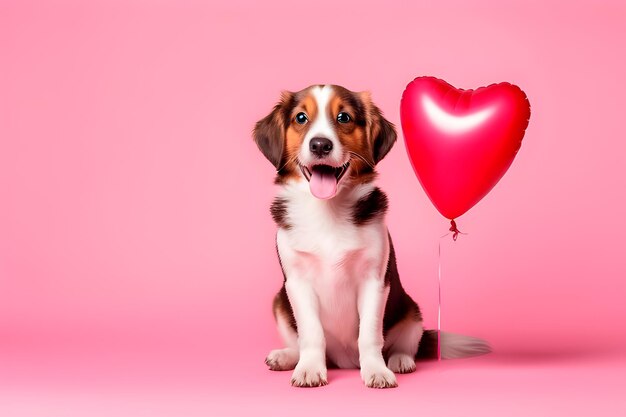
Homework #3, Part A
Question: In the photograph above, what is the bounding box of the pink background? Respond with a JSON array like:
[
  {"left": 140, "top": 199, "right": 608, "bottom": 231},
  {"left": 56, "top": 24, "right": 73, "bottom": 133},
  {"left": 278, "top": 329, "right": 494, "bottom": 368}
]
[{"left": 1, "top": 0, "right": 625, "bottom": 415}]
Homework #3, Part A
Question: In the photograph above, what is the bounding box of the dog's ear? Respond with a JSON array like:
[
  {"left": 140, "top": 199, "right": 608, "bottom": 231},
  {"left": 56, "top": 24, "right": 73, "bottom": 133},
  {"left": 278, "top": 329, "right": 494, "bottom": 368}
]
[
  {"left": 253, "top": 91, "right": 293, "bottom": 169},
  {"left": 371, "top": 112, "right": 397, "bottom": 164},
  {"left": 360, "top": 92, "right": 397, "bottom": 165}
]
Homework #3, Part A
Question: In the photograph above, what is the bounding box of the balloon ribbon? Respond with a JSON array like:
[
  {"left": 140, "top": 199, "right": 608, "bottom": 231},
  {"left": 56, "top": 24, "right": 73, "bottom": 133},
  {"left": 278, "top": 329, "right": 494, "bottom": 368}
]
[
  {"left": 437, "top": 239, "right": 442, "bottom": 361},
  {"left": 438, "top": 220, "right": 466, "bottom": 360}
]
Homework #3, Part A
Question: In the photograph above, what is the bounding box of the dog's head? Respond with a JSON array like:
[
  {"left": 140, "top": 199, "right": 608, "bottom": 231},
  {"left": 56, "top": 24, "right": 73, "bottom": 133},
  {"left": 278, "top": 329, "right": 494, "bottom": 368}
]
[{"left": 253, "top": 85, "right": 397, "bottom": 199}]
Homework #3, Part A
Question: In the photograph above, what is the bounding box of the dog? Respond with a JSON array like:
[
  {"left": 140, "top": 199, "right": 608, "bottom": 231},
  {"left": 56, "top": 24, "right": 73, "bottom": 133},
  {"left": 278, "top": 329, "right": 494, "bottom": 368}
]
[{"left": 253, "top": 84, "right": 490, "bottom": 388}]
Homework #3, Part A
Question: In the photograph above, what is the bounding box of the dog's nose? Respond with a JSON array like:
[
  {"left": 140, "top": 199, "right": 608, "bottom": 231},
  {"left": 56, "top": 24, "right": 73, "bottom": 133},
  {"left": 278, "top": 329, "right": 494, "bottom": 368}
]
[{"left": 309, "top": 137, "right": 333, "bottom": 158}]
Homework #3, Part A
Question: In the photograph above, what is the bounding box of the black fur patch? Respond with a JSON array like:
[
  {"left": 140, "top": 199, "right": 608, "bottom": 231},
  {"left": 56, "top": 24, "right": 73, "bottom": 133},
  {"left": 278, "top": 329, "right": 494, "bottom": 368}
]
[
  {"left": 414, "top": 330, "right": 439, "bottom": 359},
  {"left": 382, "top": 235, "right": 423, "bottom": 335},
  {"left": 352, "top": 188, "right": 388, "bottom": 225},
  {"left": 270, "top": 198, "right": 290, "bottom": 229}
]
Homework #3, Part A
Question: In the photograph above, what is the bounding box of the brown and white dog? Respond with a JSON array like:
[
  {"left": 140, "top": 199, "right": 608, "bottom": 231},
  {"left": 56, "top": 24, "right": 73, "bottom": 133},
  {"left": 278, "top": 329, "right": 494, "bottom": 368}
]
[{"left": 254, "top": 85, "right": 489, "bottom": 388}]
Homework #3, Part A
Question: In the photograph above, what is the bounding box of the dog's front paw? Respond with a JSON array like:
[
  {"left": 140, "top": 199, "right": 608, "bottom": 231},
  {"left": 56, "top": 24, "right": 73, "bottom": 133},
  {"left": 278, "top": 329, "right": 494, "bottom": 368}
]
[
  {"left": 290, "top": 359, "right": 328, "bottom": 387},
  {"left": 361, "top": 363, "right": 398, "bottom": 389},
  {"left": 387, "top": 353, "right": 416, "bottom": 374}
]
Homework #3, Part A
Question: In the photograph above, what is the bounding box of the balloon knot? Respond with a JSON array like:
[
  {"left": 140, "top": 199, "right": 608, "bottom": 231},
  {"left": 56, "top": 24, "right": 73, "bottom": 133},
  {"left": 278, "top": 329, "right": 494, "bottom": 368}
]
[{"left": 450, "top": 220, "right": 461, "bottom": 241}]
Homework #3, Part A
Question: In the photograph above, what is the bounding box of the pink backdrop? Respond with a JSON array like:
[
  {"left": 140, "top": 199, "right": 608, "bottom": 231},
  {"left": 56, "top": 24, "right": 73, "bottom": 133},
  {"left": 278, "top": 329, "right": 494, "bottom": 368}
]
[{"left": 1, "top": 0, "right": 625, "bottom": 415}]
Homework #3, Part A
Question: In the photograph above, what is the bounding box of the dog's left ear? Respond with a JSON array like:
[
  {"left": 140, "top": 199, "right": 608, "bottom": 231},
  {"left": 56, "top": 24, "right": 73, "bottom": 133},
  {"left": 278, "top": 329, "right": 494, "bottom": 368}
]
[
  {"left": 360, "top": 92, "right": 397, "bottom": 164},
  {"left": 372, "top": 112, "right": 397, "bottom": 164},
  {"left": 253, "top": 91, "right": 293, "bottom": 169}
]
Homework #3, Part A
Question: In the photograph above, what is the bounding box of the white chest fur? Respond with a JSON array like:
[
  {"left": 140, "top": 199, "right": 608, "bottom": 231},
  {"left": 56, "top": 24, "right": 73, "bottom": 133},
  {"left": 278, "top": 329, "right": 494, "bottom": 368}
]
[{"left": 276, "top": 181, "right": 389, "bottom": 368}]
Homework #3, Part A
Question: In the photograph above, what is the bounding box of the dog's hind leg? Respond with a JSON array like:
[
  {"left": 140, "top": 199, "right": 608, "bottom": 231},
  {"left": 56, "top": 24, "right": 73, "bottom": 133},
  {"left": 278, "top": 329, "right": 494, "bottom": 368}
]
[
  {"left": 265, "top": 286, "right": 299, "bottom": 371},
  {"left": 381, "top": 236, "right": 424, "bottom": 374},
  {"left": 383, "top": 314, "right": 424, "bottom": 374}
]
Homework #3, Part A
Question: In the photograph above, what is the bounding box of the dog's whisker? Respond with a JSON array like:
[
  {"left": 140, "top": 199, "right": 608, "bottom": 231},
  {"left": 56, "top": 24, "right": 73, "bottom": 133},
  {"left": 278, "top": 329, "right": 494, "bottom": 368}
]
[
  {"left": 348, "top": 151, "right": 375, "bottom": 169},
  {"left": 276, "top": 154, "right": 300, "bottom": 173}
]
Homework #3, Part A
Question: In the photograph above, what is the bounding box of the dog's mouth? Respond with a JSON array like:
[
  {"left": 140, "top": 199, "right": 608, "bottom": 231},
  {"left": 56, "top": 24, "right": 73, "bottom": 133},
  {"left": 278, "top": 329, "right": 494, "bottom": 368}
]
[{"left": 299, "top": 162, "right": 350, "bottom": 200}]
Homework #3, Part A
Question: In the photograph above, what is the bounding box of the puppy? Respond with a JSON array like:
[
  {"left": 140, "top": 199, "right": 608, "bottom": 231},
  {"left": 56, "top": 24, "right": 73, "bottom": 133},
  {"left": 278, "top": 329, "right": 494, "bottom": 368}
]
[{"left": 254, "top": 85, "right": 489, "bottom": 388}]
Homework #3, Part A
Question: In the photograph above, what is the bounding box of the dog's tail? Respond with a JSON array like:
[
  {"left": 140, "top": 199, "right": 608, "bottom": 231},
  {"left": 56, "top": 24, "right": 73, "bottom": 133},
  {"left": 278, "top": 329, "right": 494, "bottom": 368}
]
[{"left": 416, "top": 330, "right": 492, "bottom": 360}]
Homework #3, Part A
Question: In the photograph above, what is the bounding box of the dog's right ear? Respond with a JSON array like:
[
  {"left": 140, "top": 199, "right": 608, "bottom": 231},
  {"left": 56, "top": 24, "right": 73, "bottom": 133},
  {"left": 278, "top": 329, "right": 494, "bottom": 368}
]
[{"left": 253, "top": 91, "right": 293, "bottom": 169}]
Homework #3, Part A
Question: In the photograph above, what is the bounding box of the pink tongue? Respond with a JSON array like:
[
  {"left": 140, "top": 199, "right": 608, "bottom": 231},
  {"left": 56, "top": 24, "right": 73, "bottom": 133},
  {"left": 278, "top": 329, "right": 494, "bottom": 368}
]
[{"left": 310, "top": 169, "right": 338, "bottom": 199}]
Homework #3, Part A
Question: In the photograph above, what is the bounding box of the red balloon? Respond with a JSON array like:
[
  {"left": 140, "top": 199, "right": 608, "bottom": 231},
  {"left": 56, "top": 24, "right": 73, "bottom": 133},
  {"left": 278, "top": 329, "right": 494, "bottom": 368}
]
[{"left": 400, "top": 77, "right": 530, "bottom": 220}]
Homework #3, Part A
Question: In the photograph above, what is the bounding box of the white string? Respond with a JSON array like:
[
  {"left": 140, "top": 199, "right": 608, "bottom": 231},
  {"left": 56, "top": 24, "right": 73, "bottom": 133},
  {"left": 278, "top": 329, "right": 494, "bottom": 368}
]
[{"left": 437, "top": 239, "right": 442, "bottom": 361}]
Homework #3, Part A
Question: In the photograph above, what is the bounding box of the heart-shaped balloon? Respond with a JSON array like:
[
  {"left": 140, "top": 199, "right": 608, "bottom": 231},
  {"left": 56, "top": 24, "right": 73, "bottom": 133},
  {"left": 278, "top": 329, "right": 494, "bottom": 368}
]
[{"left": 400, "top": 77, "right": 530, "bottom": 220}]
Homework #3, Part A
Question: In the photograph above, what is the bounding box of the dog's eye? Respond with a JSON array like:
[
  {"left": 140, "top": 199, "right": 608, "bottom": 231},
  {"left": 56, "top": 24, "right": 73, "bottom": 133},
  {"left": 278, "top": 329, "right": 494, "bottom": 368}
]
[
  {"left": 337, "top": 112, "right": 351, "bottom": 123},
  {"left": 295, "top": 112, "right": 308, "bottom": 125}
]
